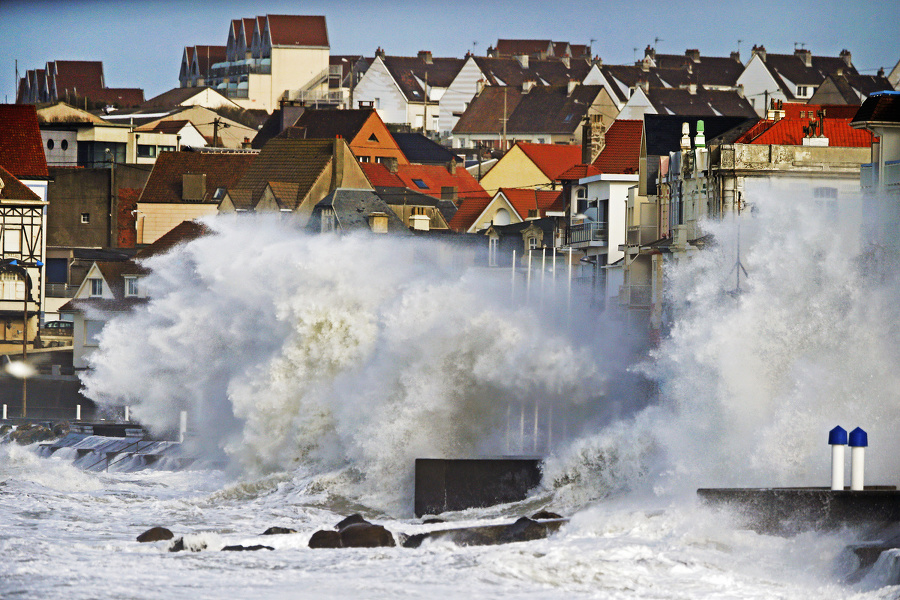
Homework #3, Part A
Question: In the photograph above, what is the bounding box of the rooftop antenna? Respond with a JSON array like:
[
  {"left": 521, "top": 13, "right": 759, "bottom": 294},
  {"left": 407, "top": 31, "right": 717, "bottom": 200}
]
[
  {"left": 633, "top": 47, "right": 638, "bottom": 62},
  {"left": 794, "top": 41, "right": 806, "bottom": 50},
  {"left": 654, "top": 37, "right": 663, "bottom": 49},
  {"left": 473, "top": 40, "right": 478, "bottom": 55},
  {"left": 737, "top": 39, "right": 743, "bottom": 53}
]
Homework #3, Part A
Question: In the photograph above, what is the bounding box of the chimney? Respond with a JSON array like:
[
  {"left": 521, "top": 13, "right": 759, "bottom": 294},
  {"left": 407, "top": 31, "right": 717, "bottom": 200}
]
[
  {"left": 383, "top": 156, "right": 399, "bottom": 173},
  {"left": 878, "top": 67, "right": 885, "bottom": 78},
  {"left": 694, "top": 120, "right": 705, "bottom": 148},
  {"left": 840, "top": 49, "right": 852, "bottom": 68},
  {"left": 446, "top": 158, "right": 457, "bottom": 174},
  {"left": 515, "top": 54, "right": 529, "bottom": 69},
  {"left": 441, "top": 186, "right": 458, "bottom": 202},
  {"left": 375, "top": 47, "right": 386, "bottom": 59},
  {"left": 637, "top": 76, "right": 649, "bottom": 93},
  {"left": 736, "top": 83, "right": 744, "bottom": 98},
  {"left": 687, "top": 82, "right": 697, "bottom": 95},
  {"left": 685, "top": 49, "right": 700, "bottom": 63},
  {"left": 182, "top": 173, "right": 206, "bottom": 201},
  {"left": 730, "top": 51, "right": 741, "bottom": 62},
  {"left": 680, "top": 122, "right": 691, "bottom": 150},
  {"left": 409, "top": 213, "right": 430, "bottom": 231},
  {"left": 795, "top": 48, "right": 812, "bottom": 68},
  {"left": 644, "top": 45, "right": 656, "bottom": 61},
  {"left": 752, "top": 44, "right": 767, "bottom": 62},
  {"left": 476, "top": 79, "right": 486, "bottom": 96},
  {"left": 368, "top": 212, "right": 389, "bottom": 233},
  {"left": 561, "top": 56, "right": 570, "bottom": 69},
  {"left": 522, "top": 79, "right": 535, "bottom": 93},
  {"left": 567, "top": 79, "right": 578, "bottom": 96},
  {"left": 418, "top": 50, "right": 433, "bottom": 64},
  {"left": 331, "top": 136, "right": 345, "bottom": 189}
]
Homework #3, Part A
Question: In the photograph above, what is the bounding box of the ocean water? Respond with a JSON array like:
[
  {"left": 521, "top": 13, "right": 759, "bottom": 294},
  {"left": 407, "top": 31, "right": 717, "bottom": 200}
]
[{"left": 4, "top": 183, "right": 900, "bottom": 598}]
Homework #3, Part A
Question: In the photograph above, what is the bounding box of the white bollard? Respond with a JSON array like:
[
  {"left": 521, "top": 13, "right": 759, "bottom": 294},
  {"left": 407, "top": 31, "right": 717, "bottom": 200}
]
[
  {"left": 829, "top": 426, "right": 847, "bottom": 491},
  {"left": 179, "top": 410, "right": 187, "bottom": 443},
  {"left": 850, "top": 427, "right": 868, "bottom": 491},
  {"left": 76, "top": 404, "right": 81, "bottom": 421},
  {"left": 124, "top": 406, "right": 130, "bottom": 422},
  {"left": 2, "top": 404, "right": 6, "bottom": 420}
]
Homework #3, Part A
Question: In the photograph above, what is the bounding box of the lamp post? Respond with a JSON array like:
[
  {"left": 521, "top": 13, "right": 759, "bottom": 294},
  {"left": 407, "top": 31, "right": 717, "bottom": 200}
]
[{"left": 0, "top": 258, "right": 42, "bottom": 418}]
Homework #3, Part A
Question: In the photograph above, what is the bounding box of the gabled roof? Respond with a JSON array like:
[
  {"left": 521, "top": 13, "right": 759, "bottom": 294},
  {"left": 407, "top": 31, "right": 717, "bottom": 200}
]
[
  {"left": 382, "top": 55, "right": 465, "bottom": 102},
  {"left": 251, "top": 105, "right": 308, "bottom": 149},
  {"left": 557, "top": 164, "right": 602, "bottom": 180},
  {"left": 452, "top": 86, "right": 523, "bottom": 134},
  {"left": 393, "top": 163, "right": 489, "bottom": 203},
  {"left": 472, "top": 56, "right": 592, "bottom": 87},
  {"left": 192, "top": 46, "right": 227, "bottom": 76},
  {"left": 515, "top": 142, "right": 583, "bottom": 180},
  {"left": 0, "top": 164, "right": 41, "bottom": 201},
  {"left": 733, "top": 115, "right": 874, "bottom": 147},
  {"left": 652, "top": 53, "right": 744, "bottom": 88},
  {"left": 851, "top": 92, "right": 900, "bottom": 126},
  {"left": 645, "top": 87, "right": 757, "bottom": 117},
  {"left": 810, "top": 73, "right": 895, "bottom": 105},
  {"left": 592, "top": 119, "right": 643, "bottom": 174},
  {"left": 135, "top": 221, "right": 210, "bottom": 259},
  {"left": 498, "top": 188, "right": 565, "bottom": 219},
  {"left": 230, "top": 138, "right": 335, "bottom": 209},
  {"left": 752, "top": 49, "right": 858, "bottom": 101},
  {"left": 285, "top": 108, "right": 375, "bottom": 141},
  {"left": 265, "top": 15, "right": 329, "bottom": 48},
  {"left": 311, "top": 189, "right": 409, "bottom": 234},
  {"left": 136, "top": 119, "right": 193, "bottom": 135},
  {"left": 139, "top": 151, "right": 256, "bottom": 204},
  {"left": 392, "top": 133, "right": 461, "bottom": 164},
  {"left": 86, "top": 88, "right": 145, "bottom": 108},
  {"left": 447, "top": 194, "right": 492, "bottom": 232},
  {"left": 50, "top": 60, "right": 105, "bottom": 100},
  {"left": 0, "top": 104, "right": 49, "bottom": 179},
  {"left": 506, "top": 84, "right": 604, "bottom": 134},
  {"left": 494, "top": 40, "right": 553, "bottom": 57},
  {"left": 141, "top": 87, "right": 226, "bottom": 109},
  {"left": 374, "top": 185, "right": 458, "bottom": 225},
  {"left": 360, "top": 162, "right": 404, "bottom": 187}
]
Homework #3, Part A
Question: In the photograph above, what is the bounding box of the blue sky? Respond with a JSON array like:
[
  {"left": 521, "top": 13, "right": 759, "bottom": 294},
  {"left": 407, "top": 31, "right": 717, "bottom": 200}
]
[{"left": 2, "top": 0, "right": 897, "bottom": 103}]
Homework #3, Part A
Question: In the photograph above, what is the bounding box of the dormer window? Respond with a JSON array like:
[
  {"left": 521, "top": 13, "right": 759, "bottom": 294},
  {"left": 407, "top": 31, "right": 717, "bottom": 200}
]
[
  {"left": 90, "top": 278, "right": 103, "bottom": 297},
  {"left": 124, "top": 276, "right": 139, "bottom": 297}
]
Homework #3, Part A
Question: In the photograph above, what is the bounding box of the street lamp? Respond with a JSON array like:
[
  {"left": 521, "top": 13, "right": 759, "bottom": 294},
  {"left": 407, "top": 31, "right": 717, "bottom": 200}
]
[{"left": 0, "top": 258, "right": 42, "bottom": 418}]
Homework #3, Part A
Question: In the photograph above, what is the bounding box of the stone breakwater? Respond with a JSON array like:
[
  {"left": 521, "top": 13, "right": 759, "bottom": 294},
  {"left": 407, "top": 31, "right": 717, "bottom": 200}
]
[{"left": 136, "top": 511, "right": 568, "bottom": 553}]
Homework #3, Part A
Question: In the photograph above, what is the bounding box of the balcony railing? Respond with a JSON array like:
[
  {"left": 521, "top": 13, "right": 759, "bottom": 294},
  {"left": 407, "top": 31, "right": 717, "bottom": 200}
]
[
  {"left": 861, "top": 163, "right": 877, "bottom": 190},
  {"left": 566, "top": 221, "right": 607, "bottom": 246},
  {"left": 886, "top": 160, "right": 900, "bottom": 188}
]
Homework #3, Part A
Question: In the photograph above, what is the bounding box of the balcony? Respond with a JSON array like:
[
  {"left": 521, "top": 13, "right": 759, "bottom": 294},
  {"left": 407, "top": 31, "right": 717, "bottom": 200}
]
[
  {"left": 626, "top": 224, "right": 657, "bottom": 247},
  {"left": 861, "top": 163, "right": 876, "bottom": 190},
  {"left": 861, "top": 161, "right": 900, "bottom": 192},
  {"left": 886, "top": 160, "right": 900, "bottom": 189},
  {"left": 566, "top": 221, "right": 607, "bottom": 247}
]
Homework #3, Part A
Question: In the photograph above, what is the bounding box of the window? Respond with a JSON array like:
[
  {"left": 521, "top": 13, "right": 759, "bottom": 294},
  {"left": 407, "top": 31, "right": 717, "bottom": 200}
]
[
  {"left": 412, "top": 178, "right": 428, "bottom": 189},
  {"left": 47, "top": 139, "right": 55, "bottom": 150},
  {"left": 124, "top": 277, "right": 138, "bottom": 297},
  {"left": 61, "top": 139, "right": 68, "bottom": 151},
  {"left": 0, "top": 272, "right": 23, "bottom": 301},
  {"left": 90, "top": 278, "right": 103, "bottom": 297},
  {"left": 814, "top": 187, "right": 838, "bottom": 199},
  {"left": 321, "top": 208, "right": 335, "bottom": 233},
  {"left": 488, "top": 236, "right": 499, "bottom": 267},
  {"left": 374, "top": 97, "right": 380, "bottom": 109},
  {"left": 358, "top": 156, "right": 370, "bottom": 163},
  {"left": 527, "top": 209, "right": 538, "bottom": 219},
  {"left": 528, "top": 236, "right": 538, "bottom": 250},
  {"left": 81, "top": 213, "right": 90, "bottom": 224},
  {"left": 368, "top": 133, "right": 378, "bottom": 142},
  {"left": 158, "top": 145, "right": 176, "bottom": 153},
  {"left": 137, "top": 144, "right": 157, "bottom": 158},
  {"left": 2, "top": 228, "right": 21, "bottom": 253}
]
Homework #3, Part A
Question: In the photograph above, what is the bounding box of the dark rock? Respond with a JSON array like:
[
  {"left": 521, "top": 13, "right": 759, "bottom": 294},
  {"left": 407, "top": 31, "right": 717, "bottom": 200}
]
[
  {"left": 499, "top": 517, "right": 549, "bottom": 543},
  {"left": 52, "top": 421, "right": 70, "bottom": 437},
  {"left": 222, "top": 544, "right": 274, "bottom": 551},
  {"left": 422, "top": 518, "right": 445, "bottom": 524},
  {"left": 9, "top": 423, "right": 55, "bottom": 445},
  {"left": 401, "top": 533, "right": 429, "bottom": 549},
  {"left": 137, "top": 526, "right": 174, "bottom": 542},
  {"left": 0, "top": 424, "right": 12, "bottom": 436},
  {"left": 339, "top": 523, "right": 396, "bottom": 548},
  {"left": 261, "top": 526, "right": 297, "bottom": 535},
  {"left": 531, "top": 510, "right": 564, "bottom": 520},
  {"left": 308, "top": 530, "right": 342, "bottom": 549},
  {"left": 335, "top": 514, "right": 369, "bottom": 531},
  {"left": 168, "top": 537, "right": 206, "bottom": 552}
]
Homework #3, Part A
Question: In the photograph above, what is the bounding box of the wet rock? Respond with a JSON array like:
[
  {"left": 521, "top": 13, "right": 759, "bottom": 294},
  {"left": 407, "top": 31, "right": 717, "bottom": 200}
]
[
  {"left": 0, "top": 424, "right": 12, "bottom": 436},
  {"left": 261, "top": 526, "right": 297, "bottom": 535},
  {"left": 308, "top": 530, "right": 342, "bottom": 548},
  {"left": 422, "top": 518, "right": 445, "bottom": 524},
  {"left": 222, "top": 544, "right": 274, "bottom": 551},
  {"left": 401, "top": 532, "right": 429, "bottom": 549},
  {"left": 137, "top": 526, "right": 174, "bottom": 542},
  {"left": 52, "top": 421, "right": 70, "bottom": 437},
  {"left": 9, "top": 423, "right": 55, "bottom": 445},
  {"left": 335, "top": 514, "right": 369, "bottom": 531},
  {"left": 531, "top": 510, "right": 564, "bottom": 521},
  {"left": 408, "top": 516, "right": 567, "bottom": 548},
  {"left": 168, "top": 537, "right": 207, "bottom": 553},
  {"left": 499, "top": 517, "right": 549, "bottom": 543},
  {"left": 339, "top": 523, "right": 396, "bottom": 548}
]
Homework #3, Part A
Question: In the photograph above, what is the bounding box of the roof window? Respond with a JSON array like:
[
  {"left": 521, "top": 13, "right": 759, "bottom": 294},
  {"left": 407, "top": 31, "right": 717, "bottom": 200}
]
[{"left": 412, "top": 178, "right": 429, "bottom": 189}]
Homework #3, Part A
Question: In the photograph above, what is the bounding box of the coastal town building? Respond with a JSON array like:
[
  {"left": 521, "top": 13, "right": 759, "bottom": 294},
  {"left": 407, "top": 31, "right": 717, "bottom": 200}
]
[{"left": 17, "top": 60, "right": 143, "bottom": 108}]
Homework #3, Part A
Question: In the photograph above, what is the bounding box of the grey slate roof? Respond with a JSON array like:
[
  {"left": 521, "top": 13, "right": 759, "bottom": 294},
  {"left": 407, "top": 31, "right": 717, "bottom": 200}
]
[
  {"left": 645, "top": 87, "right": 757, "bottom": 118},
  {"left": 309, "top": 188, "right": 410, "bottom": 234},
  {"left": 392, "top": 133, "right": 461, "bottom": 164}
]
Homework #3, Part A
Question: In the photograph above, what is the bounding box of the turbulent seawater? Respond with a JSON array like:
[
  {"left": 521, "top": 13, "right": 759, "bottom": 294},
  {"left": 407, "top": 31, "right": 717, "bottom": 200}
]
[{"left": 4, "top": 183, "right": 900, "bottom": 598}]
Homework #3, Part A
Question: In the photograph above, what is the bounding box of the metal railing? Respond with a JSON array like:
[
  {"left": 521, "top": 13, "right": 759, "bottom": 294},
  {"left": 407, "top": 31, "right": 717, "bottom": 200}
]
[
  {"left": 566, "top": 221, "right": 608, "bottom": 245},
  {"left": 886, "top": 160, "right": 900, "bottom": 188},
  {"left": 860, "top": 163, "right": 877, "bottom": 190}
]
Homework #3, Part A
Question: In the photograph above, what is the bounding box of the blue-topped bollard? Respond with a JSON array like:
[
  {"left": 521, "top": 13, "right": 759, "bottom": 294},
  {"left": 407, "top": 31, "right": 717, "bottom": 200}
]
[
  {"left": 829, "top": 426, "right": 848, "bottom": 490},
  {"left": 850, "top": 427, "right": 868, "bottom": 491}
]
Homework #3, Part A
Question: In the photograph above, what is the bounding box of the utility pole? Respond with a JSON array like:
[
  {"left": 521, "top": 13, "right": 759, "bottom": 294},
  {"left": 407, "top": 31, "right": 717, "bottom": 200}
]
[
  {"left": 213, "top": 117, "right": 219, "bottom": 147},
  {"left": 422, "top": 71, "right": 428, "bottom": 135},
  {"left": 501, "top": 87, "right": 508, "bottom": 150}
]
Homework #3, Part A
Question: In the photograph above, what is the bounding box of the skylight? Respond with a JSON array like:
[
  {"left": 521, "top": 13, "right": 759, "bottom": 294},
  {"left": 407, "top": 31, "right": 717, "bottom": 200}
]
[{"left": 412, "top": 178, "right": 429, "bottom": 189}]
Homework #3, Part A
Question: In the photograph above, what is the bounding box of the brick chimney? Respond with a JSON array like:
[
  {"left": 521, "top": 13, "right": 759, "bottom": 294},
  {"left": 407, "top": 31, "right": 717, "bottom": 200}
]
[
  {"left": 751, "top": 44, "right": 767, "bottom": 62},
  {"left": 375, "top": 47, "right": 386, "bottom": 59},
  {"left": 840, "top": 49, "right": 852, "bottom": 68},
  {"left": 730, "top": 51, "right": 741, "bottom": 62},
  {"left": 794, "top": 48, "right": 812, "bottom": 68},
  {"left": 515, "top": 54, "right": 529, "bottom": 69},
  {"left": 522, "top": 79, "right": 535, "bottom": 93},
  {"left": 685, "top": 49, "right": 700, "bottom": 63},
  {"left": 418, "top": 50, "right": 433, "bottom": 64},
  {"left": 383, "top": 156, "right": 399, "bottom": 173}
]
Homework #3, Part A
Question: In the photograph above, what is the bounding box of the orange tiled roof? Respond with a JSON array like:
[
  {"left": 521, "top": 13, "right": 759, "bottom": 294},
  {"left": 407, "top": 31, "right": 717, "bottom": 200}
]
[
  {"left": 592, "top": 119, "right": 642, "bottom": 174},
  {"left": 557, "top": 164, "right": 601, "bottom": 180},
  {"left": 499, "top": 187, "right": 565, "bottom": 219},
  {"left": 394, "top": 163, "right": 489, "bottom": 203},
  {"left": 360, "top": 162, "right": 404, "bottom": 187},
  {"left": 0, "top": 104, "right": 49, "bottom": 179},
  {"left": 0, "top": 164, "right": 41, "bottom": 201},
  {"left": 447, "top": 194, "right": 492, "bottom": 232},
  {"left": 734, "top": 116, "right": 873, "bottom": 147},
  {"left": 515, "top": 142, "right": 582, "bottom": 180}
]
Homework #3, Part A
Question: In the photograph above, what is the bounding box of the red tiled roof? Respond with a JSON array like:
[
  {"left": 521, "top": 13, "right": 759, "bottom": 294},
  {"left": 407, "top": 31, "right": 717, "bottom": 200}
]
[
  {"left": 495, "top": 40, "right": 552, "bottom": 57},
  {"left": 242, "top": 18, "right": 256, "bottom": 43},
  {"left": 51, "top": 60, "right": 105, "bottom": 100},
  {"left": 781, "top": 103, "right": 860, "bottom": 119},
  {"left": 733, "top": 116, "right": 873, "bottom": 147},
  {"left": 448, "top": 194, "right": 492, "bottom": 232},
  {"left": 515, "top": 142, "right": 582, "bottom": 180},
  {"left": 266, "top": 15, "right": 328, "bottom": 48},
  {"left": 592, "top": 119, "right": 642, "bottom": 174},
  {"left": 0, "top": 104, "right": 49, "bottom": 179},
  {"left": 360, "top": 162, "right": 404, "bottom": 187},
  {"left": 394, "top": 163, "right": 488, "bottom": 204},
  {"left": 0, "top": 164, "right": 41, "bottom": 201},
  {"left": 557, "top": 164, "right": 601, "bottom": 180},
  {"left": 498, "top": 187, "right": 564, "bottom": 219}
]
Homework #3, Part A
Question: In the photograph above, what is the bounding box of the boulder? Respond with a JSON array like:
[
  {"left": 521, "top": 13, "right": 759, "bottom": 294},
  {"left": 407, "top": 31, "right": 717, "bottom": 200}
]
[
  {"left": 422, "top": 518, "right": 445, "bottom": 524},
  {"left": 339, "top": 523, "right": 396, "bottom": 548},
  {"left": 335, "top": 514, "right": 369, "bottom": 531},
  {"left": 222, "top": 544, "right": 274, "bottom": 551},
  {"left": 261, "top": 526, "right": 297, "bottom": 535},
  {"left": 9, "top": 423, "right": 55, "bottom": 445},
  {"left": 52, "top": 421, "right": 70, "bottom": 437},
  {"left": 137, "top": 526, "right": 174, "bottom": 542},
  {"left": 308, "top": 530, "right": 342, "bottom": 549},
  {"left": 498, "top": 517, "right": 549, "bottom": 543},
  {"left": 531, "top": 510, "right": 564, "bottom": 521},
  {"left": 168, "top": 537, "right": 207, "bottom": 553}
]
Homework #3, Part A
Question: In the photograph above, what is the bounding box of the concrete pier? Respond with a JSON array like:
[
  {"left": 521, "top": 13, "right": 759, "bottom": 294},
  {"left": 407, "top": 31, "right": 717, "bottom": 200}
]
[
  {"left": 415, "top": 458, "right": 542, "bottom": 517},
  {"left": 697, "top": 487, "right": 900, "bottom": 534}
]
